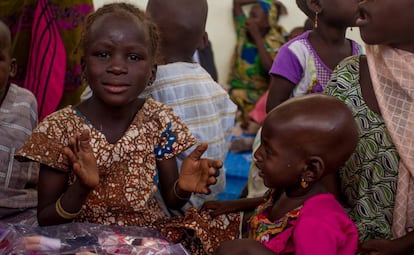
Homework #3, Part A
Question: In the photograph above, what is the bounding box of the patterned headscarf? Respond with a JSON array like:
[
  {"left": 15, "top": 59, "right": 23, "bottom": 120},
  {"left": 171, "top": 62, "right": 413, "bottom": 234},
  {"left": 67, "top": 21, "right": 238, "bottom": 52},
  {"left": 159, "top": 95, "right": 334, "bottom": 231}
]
[
  {"left": 263, "top": 0, "right": 287, "bottom": 51},
  {"left": 258, "top": 0, "right": 272, "bottom": 15}
]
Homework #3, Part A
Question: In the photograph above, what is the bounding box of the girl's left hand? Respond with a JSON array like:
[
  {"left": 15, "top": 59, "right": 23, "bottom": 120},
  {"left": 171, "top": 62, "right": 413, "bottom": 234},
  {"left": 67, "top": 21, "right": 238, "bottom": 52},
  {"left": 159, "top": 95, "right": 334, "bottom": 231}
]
[{"left": 180, "top": 143, "right": 222, "bottom": 194}]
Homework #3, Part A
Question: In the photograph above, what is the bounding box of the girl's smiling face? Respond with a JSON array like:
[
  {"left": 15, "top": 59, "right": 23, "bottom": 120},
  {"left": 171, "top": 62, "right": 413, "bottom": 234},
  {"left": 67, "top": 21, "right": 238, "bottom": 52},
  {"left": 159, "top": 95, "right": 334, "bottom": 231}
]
[{"left": 83, "top": 13, "right": 156, "bottom": 107}]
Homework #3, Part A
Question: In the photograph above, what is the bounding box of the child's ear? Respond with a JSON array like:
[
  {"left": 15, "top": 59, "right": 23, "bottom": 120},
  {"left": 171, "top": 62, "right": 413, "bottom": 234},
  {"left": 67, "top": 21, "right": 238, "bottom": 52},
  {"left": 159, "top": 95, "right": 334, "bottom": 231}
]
[
  {"left": 306, "top": 0, "right": 322, "bottom": 14},
  {"left": 197, "top": 31, "right": 209, "bottom": 50},
  {"left": 9, "top": 58, "right": 16, "bottom": 78},
  {"left": 303, "top": 156, "right": 324, "bottom": 183}
]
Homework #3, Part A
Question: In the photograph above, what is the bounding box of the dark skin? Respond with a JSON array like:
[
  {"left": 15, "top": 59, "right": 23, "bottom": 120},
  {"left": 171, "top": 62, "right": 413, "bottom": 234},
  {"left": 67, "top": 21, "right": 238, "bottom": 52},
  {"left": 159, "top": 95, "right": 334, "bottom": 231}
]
[
  {"left": 146, "top": 0, "right": 208, "bottom": 64},
  {"left": 233, "top": 0, "right": 275, "bottom": 72},
  {"left": 215, "top": 95, "right": 358, "bottom": 255},
  {"left": 355, "top": 0, "right": 414, "bottom": 254},
  {"left": 213, "top": 94, "right": 359, "bottom": 255},
  {"left": 0, "top": 21, "right": 16, "bottom": 106},
  {"left": 37, "top": 12, "right": 221, "bottom": 226},
  {"left": 266, "top": 0, "right": 359, "bottom": 112}
]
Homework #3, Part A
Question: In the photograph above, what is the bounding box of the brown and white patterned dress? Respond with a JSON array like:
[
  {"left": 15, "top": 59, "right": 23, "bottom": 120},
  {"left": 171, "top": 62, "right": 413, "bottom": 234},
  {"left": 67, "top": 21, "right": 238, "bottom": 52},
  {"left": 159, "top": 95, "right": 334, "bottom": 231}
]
[
  {"left": 17, "top": 98, "right": 195, "bottom": 226},
  {"left": 16, "top": 97, "right": 240, "bottom": 254}
]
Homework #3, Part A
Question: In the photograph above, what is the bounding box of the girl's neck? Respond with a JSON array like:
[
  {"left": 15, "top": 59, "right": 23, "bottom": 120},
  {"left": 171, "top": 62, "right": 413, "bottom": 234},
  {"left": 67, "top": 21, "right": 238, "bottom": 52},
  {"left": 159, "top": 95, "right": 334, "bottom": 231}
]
[
  {"left": 310, "top": 24, "right": 348, "bottom": 45},
  {"left": 78, "top": 97, "right": 144, "bottom": 144},
  {"left": 269, "top": 183, "right": 327, "bottom": 222},
  {"left": 308, "top": 28, "right": 354, "bottom": 70},
  {"left": 159, "top": 48, "right": 194, "bottom": 65},
  {"left": 285, "top": 182, "right": 327, "bottom": 199},
  {"left": 81, "top": 97, "right": 142, "bottom": 120}
]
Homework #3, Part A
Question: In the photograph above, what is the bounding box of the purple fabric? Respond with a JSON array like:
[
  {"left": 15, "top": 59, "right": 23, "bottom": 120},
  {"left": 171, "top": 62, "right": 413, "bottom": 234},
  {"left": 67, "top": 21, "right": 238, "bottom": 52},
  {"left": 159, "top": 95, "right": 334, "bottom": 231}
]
[
  {"left": 269, "top": 31, "right": 363, "bottom": 96},
  {"left": 269, "top": 31, "right": 309, "bottom": 84}
]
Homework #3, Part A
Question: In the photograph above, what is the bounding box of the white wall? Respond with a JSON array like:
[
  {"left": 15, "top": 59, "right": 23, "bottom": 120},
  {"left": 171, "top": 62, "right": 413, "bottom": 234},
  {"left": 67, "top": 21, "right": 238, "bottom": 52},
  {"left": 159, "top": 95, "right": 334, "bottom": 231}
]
[{"left": 92, "top": 0, "right": 362, "bottom": 87}]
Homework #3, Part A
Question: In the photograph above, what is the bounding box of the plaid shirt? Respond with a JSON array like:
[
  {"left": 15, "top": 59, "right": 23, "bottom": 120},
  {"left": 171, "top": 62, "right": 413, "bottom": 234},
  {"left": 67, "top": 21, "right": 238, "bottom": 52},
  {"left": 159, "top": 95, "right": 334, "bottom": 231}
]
[
  {"left": 144, "top": 62, "right": 237, "bottom": 208},
  {"left": 0, "top": 84, "right": 39, "bottom": 217}
]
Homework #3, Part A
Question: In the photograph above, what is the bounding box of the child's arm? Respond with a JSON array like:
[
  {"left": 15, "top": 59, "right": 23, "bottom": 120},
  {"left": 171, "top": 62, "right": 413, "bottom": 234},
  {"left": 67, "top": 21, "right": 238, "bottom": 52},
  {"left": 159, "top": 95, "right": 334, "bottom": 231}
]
[
  {"left": 233, "top": 0, "right": 260, "bottom": 17},
  {"left": 37, "top": 130, "right": 98, "bottom": 226},
  {"left": 359, "top": 232, "right": 414, "bottom": 255},
  {"left": 202, "top": 197, "right": 264, "bottom": 217},
  {"left": 245, "top": 21, "right": 274, "bottom": 71},
  {"left": 215, "top": 239, "right": 277, "bottom": 255},
  {"left": 266, "top": 75, "right": 295, "bottom": 112}
]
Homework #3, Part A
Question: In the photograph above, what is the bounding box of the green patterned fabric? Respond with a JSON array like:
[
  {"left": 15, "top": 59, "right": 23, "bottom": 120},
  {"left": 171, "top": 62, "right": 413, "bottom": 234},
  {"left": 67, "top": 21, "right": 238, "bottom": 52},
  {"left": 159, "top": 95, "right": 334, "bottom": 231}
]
[
  {"left": 228, "top": 4, "right": 287, "bottom": 120},
  {"left": 324, "top": 55, "right": 400, "bottom": 241}
]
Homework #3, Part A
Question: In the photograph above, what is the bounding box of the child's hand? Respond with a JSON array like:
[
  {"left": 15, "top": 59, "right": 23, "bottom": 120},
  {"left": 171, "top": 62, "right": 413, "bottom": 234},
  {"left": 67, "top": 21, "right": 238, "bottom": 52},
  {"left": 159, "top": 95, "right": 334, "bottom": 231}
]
[
  {"left": 180, "top": 143, "right": 222, "bottom": 194},
  {"left": 215, "top": 239, "right": 275, "bottom": 255},
  {"left": 358, "top": 239, "right": 394, "bottom": 255},
  {"left": 201, "top": 200, "right": 238, "bottom": 217},
  {"left": 63, "top": 129, "right": 99, "bottom": 189},
  {"left": 245, "top": 21, "right": 262, "bottom": 44}
]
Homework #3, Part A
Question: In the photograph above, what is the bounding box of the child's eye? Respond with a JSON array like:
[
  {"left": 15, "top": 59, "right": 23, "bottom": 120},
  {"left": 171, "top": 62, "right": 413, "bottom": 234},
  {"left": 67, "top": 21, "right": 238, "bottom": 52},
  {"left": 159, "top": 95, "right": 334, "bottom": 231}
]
[
  {"left": 97, "top": 52, "right": 110, "bottom": 59},
  {"left": 128, "top": 54, "right": 140, "bottom": 62}
]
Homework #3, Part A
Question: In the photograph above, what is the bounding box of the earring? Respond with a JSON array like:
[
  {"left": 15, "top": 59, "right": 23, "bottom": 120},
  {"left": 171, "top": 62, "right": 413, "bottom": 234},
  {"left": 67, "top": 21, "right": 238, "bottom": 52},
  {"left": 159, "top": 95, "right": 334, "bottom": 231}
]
[
  {"left": 314, "top": 12, "right": 318, "bottom": 29},
  {"left": 301, "top": 178, "right": 309, "bottom": 189}
]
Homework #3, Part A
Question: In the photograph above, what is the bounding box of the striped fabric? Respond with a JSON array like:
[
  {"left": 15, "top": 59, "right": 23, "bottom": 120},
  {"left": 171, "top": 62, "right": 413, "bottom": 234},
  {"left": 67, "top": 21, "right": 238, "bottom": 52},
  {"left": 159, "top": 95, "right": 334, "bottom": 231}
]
[
  {"left": 0, "top": 84, "right": 38, "bottom": 217},
  {"left": 144, "top": 62, "right": 237, "bottom": 208}
]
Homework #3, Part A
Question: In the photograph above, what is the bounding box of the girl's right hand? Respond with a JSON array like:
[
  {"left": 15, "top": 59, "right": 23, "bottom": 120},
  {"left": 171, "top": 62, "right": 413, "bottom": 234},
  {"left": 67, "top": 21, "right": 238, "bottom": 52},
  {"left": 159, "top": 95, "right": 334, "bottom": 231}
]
[{"left": 63, "top": 129, "right": 99, "bottom": 189}]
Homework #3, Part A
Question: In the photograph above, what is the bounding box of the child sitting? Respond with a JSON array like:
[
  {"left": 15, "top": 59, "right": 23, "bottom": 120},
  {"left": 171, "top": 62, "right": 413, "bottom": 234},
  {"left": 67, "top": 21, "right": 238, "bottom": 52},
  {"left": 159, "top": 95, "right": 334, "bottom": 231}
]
[
  {"left": 213, "top": 94, "right": 359, "bottom": 255},
  {"left": 0, "top": 20, "right": 39, "bottom": 223},
  {"left": 15, "top": 3, "right": 239, "bottom": 254}
]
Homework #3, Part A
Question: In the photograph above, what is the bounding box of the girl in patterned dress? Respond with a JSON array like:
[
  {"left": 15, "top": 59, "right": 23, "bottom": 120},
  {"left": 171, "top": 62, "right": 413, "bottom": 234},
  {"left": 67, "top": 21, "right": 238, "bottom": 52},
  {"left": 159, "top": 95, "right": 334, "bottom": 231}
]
[
  {"left": 214, "top": 94, "right": 359, "bottom": 255},
  {"left": 15, "top": 3, "right": 240, "bottom": 254},
  {"left": 325, "top": 0, "right": 414, "bottom": 254},
  {"left": 228, "top": 0, "right": 287, "bottom": 122}
]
